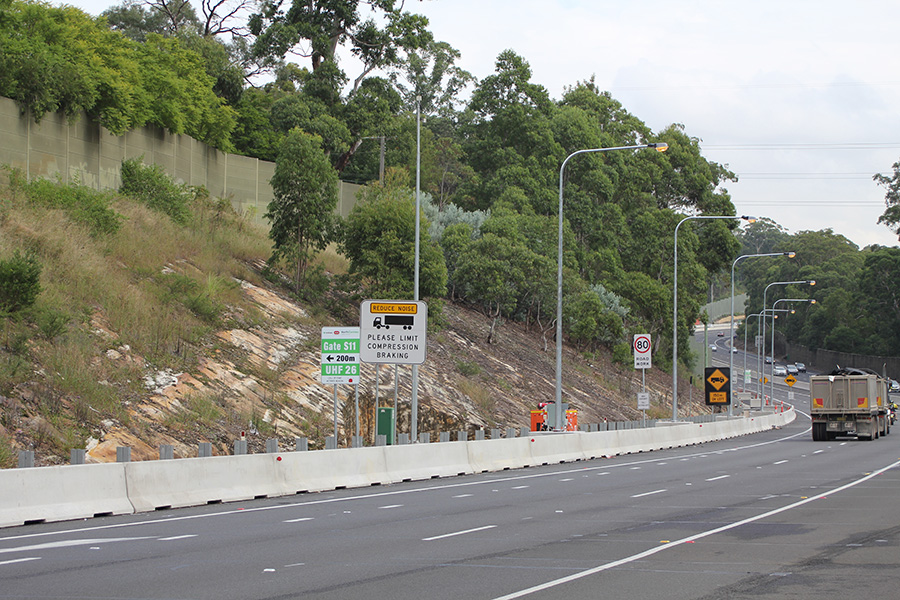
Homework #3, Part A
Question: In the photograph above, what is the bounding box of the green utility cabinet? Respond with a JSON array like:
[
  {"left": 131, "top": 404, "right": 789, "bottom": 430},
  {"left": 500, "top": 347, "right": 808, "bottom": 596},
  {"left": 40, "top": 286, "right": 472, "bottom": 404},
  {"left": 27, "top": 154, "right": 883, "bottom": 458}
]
[{"left": 376, "top": 407, "right": 395, "bottom": 445}]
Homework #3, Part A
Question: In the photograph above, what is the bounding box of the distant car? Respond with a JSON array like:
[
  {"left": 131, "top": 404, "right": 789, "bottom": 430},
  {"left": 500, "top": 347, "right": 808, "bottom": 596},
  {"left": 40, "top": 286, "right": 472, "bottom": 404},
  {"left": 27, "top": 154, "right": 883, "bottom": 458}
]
[
  {"left": 709, "top": 344, "right": 717, "bottom": 352},
  {"left": 765, "top": 356, "right": 773, "bottom": 364},
  {"left": 786, "top": 364, "right": 799, "bottom": 375},
  {"left": 717, "top": 331, "right": 725, "bottom": 337},
  {"left": 732, "top": 347, "right": 738, "bottom": 354},
  {"left": 773, "top": 365, "right": 787, "bottom": 377},
  {"left": 795, "top": 362, "right": 806, "bottom": 372},
  {"left": 891, "top": 379, "right": 900, "bottom": 393}
]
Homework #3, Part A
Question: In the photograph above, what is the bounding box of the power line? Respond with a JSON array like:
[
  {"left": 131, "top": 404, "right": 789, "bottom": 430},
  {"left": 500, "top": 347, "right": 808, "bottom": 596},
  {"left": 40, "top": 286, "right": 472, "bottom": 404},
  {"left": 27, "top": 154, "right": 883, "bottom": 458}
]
[{"left": 705, "top": 142, "right": 900, "bottom": 150}]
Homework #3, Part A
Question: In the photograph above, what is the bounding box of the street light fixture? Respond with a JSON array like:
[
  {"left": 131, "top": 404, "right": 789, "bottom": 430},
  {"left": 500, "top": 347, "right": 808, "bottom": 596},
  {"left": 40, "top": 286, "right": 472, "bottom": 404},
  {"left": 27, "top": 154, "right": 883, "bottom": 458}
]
[
  {"left": 769, "top": 298, "right": 815, "bottom": 400},
  {"left": 761, "top": 280, "right": 815, "bottom": 400},
  {"left": 672, "top": 214, "right": 755, "bottom": 422},
  {"left": 554, "top": 142, "right": 668, "bottom": 431},
  {"left": 728, "top": 251, "right": 794, "bottom": 416}
]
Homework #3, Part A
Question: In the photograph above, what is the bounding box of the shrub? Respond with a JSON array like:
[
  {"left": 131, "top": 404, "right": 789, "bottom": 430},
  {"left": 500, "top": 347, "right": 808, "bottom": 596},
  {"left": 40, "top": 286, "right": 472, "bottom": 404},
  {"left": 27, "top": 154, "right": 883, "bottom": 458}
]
[
  {"left": 0, "top": 250, "right": 42, "bottom": 314},
  {"left": 119, "top": 158, "right": 191, "bottom": 224},
  {"left": 25, "top": 179, "right": 122, "bottom": 236}
]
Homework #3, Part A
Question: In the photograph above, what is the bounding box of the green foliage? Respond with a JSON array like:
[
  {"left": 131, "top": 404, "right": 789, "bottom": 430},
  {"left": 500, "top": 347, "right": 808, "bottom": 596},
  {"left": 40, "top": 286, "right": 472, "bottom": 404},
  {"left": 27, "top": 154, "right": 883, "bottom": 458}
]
[
  {"left": 874, "top": 159, "right": 900, "bottom": 240},
  {"left": 266, "top": 130, "right": 340, "bottom": 293},
  {"left": 0, "top": 1, "right": 235, "bottom": 149},
  {"left": 24, "top": 179, "right": 123, "bottom": 236},
  {"left": 0, "top": 249, "right": 41, "bottom": 314},
  {"left": 341, "top": 172, "right": 447, "bottom": 300},
  {"left": 119, "top": 158, "right": 192, "bottom": 224}
]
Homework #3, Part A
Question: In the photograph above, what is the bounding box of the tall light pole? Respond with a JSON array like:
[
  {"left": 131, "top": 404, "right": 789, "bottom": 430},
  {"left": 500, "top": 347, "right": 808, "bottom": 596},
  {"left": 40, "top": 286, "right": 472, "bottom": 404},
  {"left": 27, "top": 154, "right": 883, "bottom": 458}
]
[
  {"left": 761, "top": 280, "right": 815, "bottom": 401},
  {"left": 672, "top": 214, "right": 755, "bottom": 422},
  {"left": 755, "top": 307, "right": 788, "bottom": 398},
  {"left": 770, "top": 298, "right": 815, "bottom": 400},
  {"left": 729, "top": 251, "right": 794, "bottom": 415},
  {"left": 554, "top": 142, "right": 668, "bottom": 431},
  {"left": 411, "top": 96, "right": 422, "bottom": 441}
]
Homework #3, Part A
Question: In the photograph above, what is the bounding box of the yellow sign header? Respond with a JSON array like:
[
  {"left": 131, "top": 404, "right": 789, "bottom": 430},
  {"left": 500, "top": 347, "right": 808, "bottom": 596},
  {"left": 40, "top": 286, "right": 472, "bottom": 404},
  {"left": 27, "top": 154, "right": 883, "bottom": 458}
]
[{"left": 370, "top": 303, "right": 418, "bottom": 314}]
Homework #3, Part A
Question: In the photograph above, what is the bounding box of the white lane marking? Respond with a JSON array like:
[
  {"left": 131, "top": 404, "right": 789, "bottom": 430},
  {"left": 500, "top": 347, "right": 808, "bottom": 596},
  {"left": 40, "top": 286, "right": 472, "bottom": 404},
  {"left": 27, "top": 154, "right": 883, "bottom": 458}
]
[
  {"left": 0, "top": 424, "right": 813, "bottom": 544},
  {"left": 630, "top": 467, "right": 641, "bottom": 470},
  {"left": 631, "top": 489, "right": 667, "bottom": 498},
  {"left": 511, "top": 486, "right": 529, "bottom": 490},
  {"left": 158, "top": 535, "right": 197, "bottom": 541},
  {"left": 452, "top": 494, "right": 473, "bottom": 498},
  {"left": 559, "top": 478, "right": 573, "bottom": 482},
  {"left": 378, "top": 504, "right": 403, "bottom": 510},
  {"left": 0, "top": 557, "right": 41, "bottom": 566},
  {"left": 706, "top": 475, "right": 730, "bottom": 482},
  {"left": 0, "top": 537, "right": 154, "bottom": 554},
  {"left": 813, "top": 450, "right": 824, "bottom": 454},
  {"left": 774, "top": 460, "right": 789, "bottom": 465},
  {"left": 283, "top": 517, "right": 314, "bottom": 523},
  {"left": 422, "top": 525, "right": 497, "bottom": 541},
  {"left": 491, "top": 459, "right": 900, "bottom": 600},
  {"left": 284, "top": 562, "right": 305, "bottom": 568}
]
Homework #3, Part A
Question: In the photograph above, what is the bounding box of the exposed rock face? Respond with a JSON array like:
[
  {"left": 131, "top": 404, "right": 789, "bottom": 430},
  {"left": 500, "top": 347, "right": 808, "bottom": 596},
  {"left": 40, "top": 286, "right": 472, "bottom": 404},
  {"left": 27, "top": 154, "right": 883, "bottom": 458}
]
[{"left": 8, "top": 276, "right": 702, "bottom": 465}]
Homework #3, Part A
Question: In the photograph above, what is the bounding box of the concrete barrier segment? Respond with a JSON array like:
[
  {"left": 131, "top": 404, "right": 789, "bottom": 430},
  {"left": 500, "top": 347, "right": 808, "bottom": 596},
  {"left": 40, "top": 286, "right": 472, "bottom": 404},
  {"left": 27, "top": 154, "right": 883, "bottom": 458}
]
[
  {"left": 125, "top": 454, "right": 281, "bottom": 513},
  {"left": 0, "top": 463, "right": 133, "bottom": 528}
]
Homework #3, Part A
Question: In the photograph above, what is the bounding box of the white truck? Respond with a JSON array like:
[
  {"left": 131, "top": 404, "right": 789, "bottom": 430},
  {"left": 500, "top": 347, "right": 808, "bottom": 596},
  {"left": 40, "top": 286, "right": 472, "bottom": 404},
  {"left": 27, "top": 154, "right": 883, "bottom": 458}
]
[{"left": 810, "top": 368, "right": 890, "bottom": 441}]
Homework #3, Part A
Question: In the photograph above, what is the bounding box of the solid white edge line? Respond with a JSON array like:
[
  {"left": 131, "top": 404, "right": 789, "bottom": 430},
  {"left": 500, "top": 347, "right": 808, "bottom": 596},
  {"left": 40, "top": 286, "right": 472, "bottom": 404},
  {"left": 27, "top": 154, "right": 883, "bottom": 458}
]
[
  {"left": 491, "top": 458, "right": 900, "bottom": 600},
  {"left": 423, "top": 525, "right": 497, "bottom": 541},
  {"left": 706, "top": 475, "right": 730, "bottom": 481},
  {"left": 158, "top": 535, "right": 197, "bottom": 541}
]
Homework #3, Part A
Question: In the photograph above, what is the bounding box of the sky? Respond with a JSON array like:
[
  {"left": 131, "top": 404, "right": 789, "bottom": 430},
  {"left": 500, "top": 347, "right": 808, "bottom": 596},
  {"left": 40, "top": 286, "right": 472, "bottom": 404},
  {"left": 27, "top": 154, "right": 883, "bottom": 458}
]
[{"left": 64, "top": 0, "right": 900, "bottom": 249}]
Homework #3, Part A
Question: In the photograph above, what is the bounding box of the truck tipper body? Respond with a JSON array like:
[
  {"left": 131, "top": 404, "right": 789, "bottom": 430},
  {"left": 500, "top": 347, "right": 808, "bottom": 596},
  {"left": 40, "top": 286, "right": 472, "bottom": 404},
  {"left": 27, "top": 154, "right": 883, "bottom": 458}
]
[{"left": 810, "top": 369, "right": 890, "bottom": 441}]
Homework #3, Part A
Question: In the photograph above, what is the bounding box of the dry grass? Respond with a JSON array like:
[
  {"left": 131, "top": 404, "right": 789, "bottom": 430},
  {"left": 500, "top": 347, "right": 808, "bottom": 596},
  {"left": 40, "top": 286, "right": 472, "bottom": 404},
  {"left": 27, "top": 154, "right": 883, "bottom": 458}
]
[{"left": 0, "top": 172, "right": 284, "bottom": 460}]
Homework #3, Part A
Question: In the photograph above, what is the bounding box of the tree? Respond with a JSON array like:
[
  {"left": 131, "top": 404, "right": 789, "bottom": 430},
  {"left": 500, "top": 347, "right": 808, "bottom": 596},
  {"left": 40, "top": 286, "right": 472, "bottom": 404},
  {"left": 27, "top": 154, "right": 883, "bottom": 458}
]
[
  {"left": 266, "top": 130, "right": 339, "bottom": 294},
  {"left": 874, "top": 159, "right": 900, "bottom": 240},
  {"left": 248, "top": 0, "right": 430, "bottom": 88},
  {"left": 341, "top": 170, "right": 447, "bottom": 300}
]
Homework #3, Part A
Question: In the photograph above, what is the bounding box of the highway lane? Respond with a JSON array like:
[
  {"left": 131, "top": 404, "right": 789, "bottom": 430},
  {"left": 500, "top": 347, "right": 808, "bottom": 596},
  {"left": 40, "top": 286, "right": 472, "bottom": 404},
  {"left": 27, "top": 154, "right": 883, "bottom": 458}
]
[{"left": 2, "top": 405, "right": 899, "bottom": 599}]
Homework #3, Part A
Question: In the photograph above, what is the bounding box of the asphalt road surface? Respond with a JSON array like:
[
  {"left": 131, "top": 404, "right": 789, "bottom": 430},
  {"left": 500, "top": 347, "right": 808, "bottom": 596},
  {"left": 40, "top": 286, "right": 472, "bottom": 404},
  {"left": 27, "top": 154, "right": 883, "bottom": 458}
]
[{"left": 2, "top": 392, "right": 899, "bottom": 599}]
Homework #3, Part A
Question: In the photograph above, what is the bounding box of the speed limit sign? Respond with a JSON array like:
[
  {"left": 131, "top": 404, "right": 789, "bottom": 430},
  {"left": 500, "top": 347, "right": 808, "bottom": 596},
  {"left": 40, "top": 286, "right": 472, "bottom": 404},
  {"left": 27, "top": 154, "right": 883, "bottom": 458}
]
[{"left": 634, "top": 334, "right": 651, "bottom": 369}]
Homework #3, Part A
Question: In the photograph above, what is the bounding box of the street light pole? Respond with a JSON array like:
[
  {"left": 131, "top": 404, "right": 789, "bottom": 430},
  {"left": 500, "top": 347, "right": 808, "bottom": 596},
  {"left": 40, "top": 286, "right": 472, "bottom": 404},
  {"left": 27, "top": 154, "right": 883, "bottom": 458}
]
[
  {"left": 411, "top": 96, "right": 422, "bottom": 441},
  {"left": 770, "top": 298, "right": 815, "bottom": 400},
  {"left": 554, "top": 142, "right": 668, "bottom": 431},
  {"left": 729, "top": 251, "right": 794, "bottom": 416},
  {"left": 761, "top": 279, "right": 815, "bottom": 402},
  {"left": 672, "top": 214, "right": 755, "bottom": 422}
]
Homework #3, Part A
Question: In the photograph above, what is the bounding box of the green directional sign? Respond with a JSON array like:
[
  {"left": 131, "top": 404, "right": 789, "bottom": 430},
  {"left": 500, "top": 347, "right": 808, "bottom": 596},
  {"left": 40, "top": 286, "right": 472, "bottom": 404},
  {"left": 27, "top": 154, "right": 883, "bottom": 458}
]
[{"left": 321, "top": 327, "right": 360, "bottom": 384}]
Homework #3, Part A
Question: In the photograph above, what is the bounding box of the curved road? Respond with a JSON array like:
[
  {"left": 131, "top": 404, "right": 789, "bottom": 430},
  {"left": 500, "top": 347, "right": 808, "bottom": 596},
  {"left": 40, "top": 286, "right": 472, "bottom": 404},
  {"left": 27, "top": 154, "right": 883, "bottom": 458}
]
[{"left": 2, "top": 392, "right": 899, "bottom": 599}]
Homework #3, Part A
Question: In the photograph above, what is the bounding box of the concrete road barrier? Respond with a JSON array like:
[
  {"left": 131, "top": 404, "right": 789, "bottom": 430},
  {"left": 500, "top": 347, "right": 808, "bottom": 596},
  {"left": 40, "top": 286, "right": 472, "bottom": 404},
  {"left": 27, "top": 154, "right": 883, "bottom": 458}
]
[
  {"left": 0, "top": 463, "right": 133, "bottom": 528},
  {"left": 278, "top": 446, "right": 392, "bottom": 493},
  {"left": 126, "top": 454, "right": 281, "bottom": 513},
  {"left": 0, "top": 408, "right": 799, "bottom": 529}
]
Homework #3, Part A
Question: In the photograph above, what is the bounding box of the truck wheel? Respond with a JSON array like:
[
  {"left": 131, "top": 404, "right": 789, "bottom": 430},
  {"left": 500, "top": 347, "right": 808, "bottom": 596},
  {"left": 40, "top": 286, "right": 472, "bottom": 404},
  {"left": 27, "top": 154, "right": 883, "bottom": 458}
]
[{"left": 812, "top": 423, "right": 825, "bottom": 441}]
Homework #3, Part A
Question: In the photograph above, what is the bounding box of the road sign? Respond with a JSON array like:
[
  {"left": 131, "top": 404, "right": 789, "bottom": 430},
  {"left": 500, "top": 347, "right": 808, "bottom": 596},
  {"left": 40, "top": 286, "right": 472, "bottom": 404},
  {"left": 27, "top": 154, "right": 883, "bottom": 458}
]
[
  {"left": 637, "top": 391, "right": 650, "bottom": 410},
  {"left": 633, "top": 334, "right": 651, "bottom": 369},
  {"left": 784, "top": 374, "right": 797, "bottom": 387},
  {"left": 321, "top": 327, "right": 360, "bottom": 384},
  {"left": 360, "top": 300, "right": 428, "bottom": 364},
  {"left": 704, "top": 366, "right": 731, "bottom": 405}
]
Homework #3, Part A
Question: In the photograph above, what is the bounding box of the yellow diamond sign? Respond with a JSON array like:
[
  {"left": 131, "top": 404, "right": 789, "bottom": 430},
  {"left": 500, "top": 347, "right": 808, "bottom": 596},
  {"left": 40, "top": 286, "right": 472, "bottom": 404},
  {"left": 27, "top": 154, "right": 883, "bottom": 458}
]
[
  {"left": 784, "top": 374, "right": 797, "bottom": 387},
  {"left": 706, "top": 368, "right": 728, "bottom": 391}
]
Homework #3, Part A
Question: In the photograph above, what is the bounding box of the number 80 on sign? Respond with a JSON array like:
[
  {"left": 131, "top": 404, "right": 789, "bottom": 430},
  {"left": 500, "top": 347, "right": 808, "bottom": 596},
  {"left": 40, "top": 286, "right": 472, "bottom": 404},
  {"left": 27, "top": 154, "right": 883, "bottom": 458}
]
[{"left": 633, "top": 334, "right": 651, "bottom": 370}]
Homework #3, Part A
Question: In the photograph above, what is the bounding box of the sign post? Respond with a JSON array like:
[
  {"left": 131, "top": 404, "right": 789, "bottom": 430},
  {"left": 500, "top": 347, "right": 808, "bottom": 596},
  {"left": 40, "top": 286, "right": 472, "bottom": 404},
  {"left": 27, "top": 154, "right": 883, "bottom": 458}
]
[{"left": 634, "top": 334, "right": 651, "bottom": 424}]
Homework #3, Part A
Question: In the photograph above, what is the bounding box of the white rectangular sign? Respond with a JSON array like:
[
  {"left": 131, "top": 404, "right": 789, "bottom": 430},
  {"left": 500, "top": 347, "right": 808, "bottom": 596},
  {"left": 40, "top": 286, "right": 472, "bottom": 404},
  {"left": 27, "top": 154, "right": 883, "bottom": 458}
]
[
  {"left": 637, "top": 392, "right": 650, "bottom": 410},
  {"left": 633, "top": 334, "right": 651, "bottom": 369},
  {"left": 321, "top": 327, "right": 360, "bottom": 384},
  {"left": 360, "top": 300, "right": 428, "bottom": 364}
]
